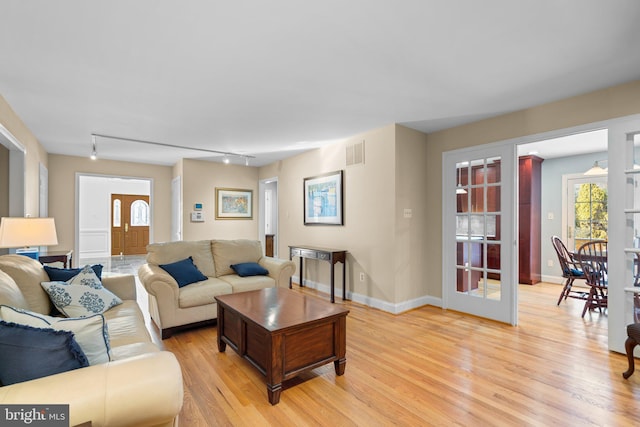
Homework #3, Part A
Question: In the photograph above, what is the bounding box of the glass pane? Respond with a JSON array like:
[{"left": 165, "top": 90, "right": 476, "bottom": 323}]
[
  {"left": 130, "top": 200, "right": 149, "bottom": 226},
  {"left": 471, "top": 159, "right": 485, "bottom": 185},
  {"left": 487, "top": 186, "right": 500, "bottom": 213},
  {"left": 486, "top": 157, "right": 501, "bottom": 184},
  {"left": 113, "top": 199, "right": 121, "bottom": 227},
  {"left": 469, "top": 214, "right": 484, "bottom": 237},
  {"left": 485, "top": 276, "right": 501, "bottom": 300},
  {"left": 471, "top": 186, "right": 483, "bottom": 213}
]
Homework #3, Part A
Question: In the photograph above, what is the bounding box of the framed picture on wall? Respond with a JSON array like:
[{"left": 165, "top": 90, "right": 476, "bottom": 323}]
[
  {"left": 303, "top": 170, "right": 344, "bottom": 225},
  {"left": 215, "top": 188, "right": 253, "bottom": 219}
]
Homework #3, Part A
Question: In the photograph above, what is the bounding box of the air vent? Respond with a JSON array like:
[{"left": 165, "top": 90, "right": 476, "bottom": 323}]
[{"left": 346, "top": 141, "right": 365, "bottom": 166}]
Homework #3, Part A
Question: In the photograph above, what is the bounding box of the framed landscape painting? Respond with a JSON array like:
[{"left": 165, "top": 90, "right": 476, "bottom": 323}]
[
  {"left": 215, "top": 188, "right": 253, "bottom": 219},
  {"left": 304, "top": 170, "right": 343, "bottom": 225}
]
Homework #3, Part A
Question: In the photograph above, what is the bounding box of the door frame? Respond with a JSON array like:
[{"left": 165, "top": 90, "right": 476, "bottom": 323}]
[
  {"left": 442, "top": 113, "right": 640, "bottom": 354},
  {"left": 75, "top": 173, "right": 154, "bottom": 260},
  {"left": 258, "top": 177, "right": 278, "bottom": 257}
]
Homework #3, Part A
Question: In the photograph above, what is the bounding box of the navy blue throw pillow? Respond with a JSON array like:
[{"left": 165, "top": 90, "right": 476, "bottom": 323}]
[
  {"left": 44, "top": 264, "right": 104, "bottom": 281},
  {"left": 159, "top": 256, "right": 208, "bottom": 288},
  {"left": 0, "top": 320, "right": 89, "bottom": 386},
  {"left": 231, "top": 262, "right": 269, "bottom": 277}
]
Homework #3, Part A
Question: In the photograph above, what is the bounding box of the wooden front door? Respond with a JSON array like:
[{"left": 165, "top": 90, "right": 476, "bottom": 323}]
[{"left": 111, "top": 194, "right": 150, "bottom": 255}]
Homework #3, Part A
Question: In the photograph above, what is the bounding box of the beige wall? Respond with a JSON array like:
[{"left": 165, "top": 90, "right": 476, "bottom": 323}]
[
  {"left": 179, "top": 158, "right": 259, "bottom": 241},
  {"left": 425, "top": 79, "right": 640, "bottom": 298},
  {"left": 394, "top": 125, "right": 429, "bottom": 304},
  {"left": 260, "top": 124, "right": 427, "bottom": 306},
  {"left": 0, "top": 94, "right": 48, "bottom": 217},
  {"left": 0, "top": 145, "right": 8, "bottom": 218},
  {"left": 47, "top": 154, "right": 174, "bottom": 254}
]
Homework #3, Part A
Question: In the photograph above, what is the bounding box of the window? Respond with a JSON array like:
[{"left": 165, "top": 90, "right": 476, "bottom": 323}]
[
  {"left": 131, "top": 200, "right": 149, "bottom": 226},
  {"left": 113, "top": 199, "right": 121, "bottom": 227}
]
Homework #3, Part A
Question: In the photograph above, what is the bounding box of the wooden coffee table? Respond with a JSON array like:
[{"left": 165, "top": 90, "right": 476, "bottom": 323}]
[{"left": 215, "top": 287, "right": 349, "bottom": 404}]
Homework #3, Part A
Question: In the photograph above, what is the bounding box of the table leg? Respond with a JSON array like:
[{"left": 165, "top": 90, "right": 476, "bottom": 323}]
[
  {"left": 330, "top": 261, "right": 335, "bottom": 303},
  {"left": 217, "top": 306, "right": 226, "bottom": 352},
  {"left": 267, "top": 383, "right": 282, "bottom": 405},
  {"left": 299, "top": 257, "right": 304, "bottom": 287},
  {"left": 342, "top": 260, "right": 346, "bottom": 300}
]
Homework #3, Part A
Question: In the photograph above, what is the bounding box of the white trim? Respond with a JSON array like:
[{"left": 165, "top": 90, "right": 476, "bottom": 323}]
[{"left": 293, "top": 275, "right": 441, "bottom": 314}]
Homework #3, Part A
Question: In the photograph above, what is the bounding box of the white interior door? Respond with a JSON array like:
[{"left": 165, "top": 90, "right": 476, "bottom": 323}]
[{"left": 443, "top": 143, "right": 517, "bottom": 325}]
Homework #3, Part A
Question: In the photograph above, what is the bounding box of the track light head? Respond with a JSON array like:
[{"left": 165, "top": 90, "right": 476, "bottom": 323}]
[{"left": 90, "top": 135, "right": 97, "bottom": 160}]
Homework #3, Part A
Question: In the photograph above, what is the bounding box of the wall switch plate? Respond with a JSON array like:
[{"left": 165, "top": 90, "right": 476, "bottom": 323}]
[
  {"left": 404, "top": 208, "right": 412, "bottom": 218},
  {"left": 359, "top": 272, "right": 365, "bottom": 281}
]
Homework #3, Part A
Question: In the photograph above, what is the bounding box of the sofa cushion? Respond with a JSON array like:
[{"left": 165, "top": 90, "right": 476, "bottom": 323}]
[
  {"left": 41, "top": 266, "right": 123, "bottom": 317},
  {"left": 0, "top": 254, "right": 52, "bottom": 314},
  {"left": 146, "top": 240, "right": 216, "bottom": 277},
  {"left": 159, "top": 257, "right": 207, "bottom": 288},
  {"left": 102, "top": 300, "right": 152, "bottom": 347},
  {"left": 0, "top": 320, "right": 89, "bottom": 385},
  {"left": 219, "top": 274, "right": 276, "bottom": 293},
  {"left": 178, "top": 278, "right": 232, "bottom": 309},
  {"left": 0, "top": 269, "right": 29, "bottom": 309},
  {"left": 212, "top": 239, "right": 263, "bottom": 277},
  {"left": 231, "top": 262, "right": 269, "bottom": 277},
  {"left": 44, "top": 264, "right": 104, "bottom": 281},
  {"left": 0, "top": 305, "right": 111, "bottom": 365}
]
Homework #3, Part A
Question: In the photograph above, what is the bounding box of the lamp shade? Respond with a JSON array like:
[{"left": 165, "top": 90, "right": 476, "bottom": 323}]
[
  {"left": 0, "top": 217, "right": 58, "bottom": 248},
  {"left": 584, "top": 160, "right": 607, "bottom": 176}
]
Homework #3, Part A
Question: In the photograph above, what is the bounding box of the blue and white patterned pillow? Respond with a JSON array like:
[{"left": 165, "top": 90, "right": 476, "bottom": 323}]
[
  {"left": 41, "top": 265, "right": 122, "bottom": 318},
  {"left": 0, "top": 305, "right": 111, "bottom": 365}
]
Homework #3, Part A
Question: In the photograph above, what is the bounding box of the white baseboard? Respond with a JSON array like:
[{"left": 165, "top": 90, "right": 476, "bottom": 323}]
[{"left": 292, "top": 276, "right": 442, "bottom": 314}]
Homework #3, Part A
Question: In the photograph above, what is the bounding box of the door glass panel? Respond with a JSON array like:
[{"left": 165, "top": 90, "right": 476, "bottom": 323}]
[
  {"left": 130, "top": 200, "right": 150, "bottom": 226},
  {"left": 113, "top": 199, "right": 121, "bottom": 227},
  {"left": 455, "top": 157, "right": 502, "bottom": 300}
]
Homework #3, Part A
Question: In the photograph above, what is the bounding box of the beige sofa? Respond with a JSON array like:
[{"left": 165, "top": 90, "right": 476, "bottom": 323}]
[
  {"left": 0, "top": 254, "right": 184, "bottom": 427},
  {"left": 138, "top": 239, "right": 296, "bottom": 339}
]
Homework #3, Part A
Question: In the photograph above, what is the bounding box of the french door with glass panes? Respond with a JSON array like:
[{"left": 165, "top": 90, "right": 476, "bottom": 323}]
[{"left": 443, "top": 144, "right": 517, "bottom": 325}]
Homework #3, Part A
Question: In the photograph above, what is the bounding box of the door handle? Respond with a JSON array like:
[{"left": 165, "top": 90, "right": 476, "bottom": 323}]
[{"left": 125, "top": 223, "right": 129, "bottom": 232}]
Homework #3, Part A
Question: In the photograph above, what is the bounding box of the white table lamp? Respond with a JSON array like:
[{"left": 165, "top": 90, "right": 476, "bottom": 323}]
[{"left": 0, "top": 217, "right": 59, "bottom": 259}]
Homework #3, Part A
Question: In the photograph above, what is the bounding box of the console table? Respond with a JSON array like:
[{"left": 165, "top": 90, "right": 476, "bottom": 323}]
[
  {"left": 289, "top": 245, "right": 347, "bottom": 303},
  {"left": 39, "top": 250, "right": 73, "bottom": 268}
]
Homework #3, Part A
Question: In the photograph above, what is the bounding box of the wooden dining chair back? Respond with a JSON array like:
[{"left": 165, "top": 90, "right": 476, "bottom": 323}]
[
  {"left": 551, "top": 236, "right": 587, "bottom": 305},
  {"left": 577, "top": 240, "right": 608, "bottom": 318}
]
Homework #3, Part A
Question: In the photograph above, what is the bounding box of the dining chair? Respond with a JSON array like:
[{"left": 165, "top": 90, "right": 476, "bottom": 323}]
[
  {"left": 576, "top": 240, "right": 608, "bottom": 318},
  {"left": 551, "top": 236, "right": 587, "bottom": 305}
]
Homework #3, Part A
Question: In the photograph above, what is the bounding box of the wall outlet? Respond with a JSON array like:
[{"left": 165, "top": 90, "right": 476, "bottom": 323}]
[
  {"left": 359, "top": 272, "right": 365, "bottom": 282},
  {"left": 547, "top": 259, "right": 554, "bottom": 267}
]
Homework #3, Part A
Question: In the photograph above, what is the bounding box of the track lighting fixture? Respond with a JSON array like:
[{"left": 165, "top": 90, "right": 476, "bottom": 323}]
[
  {"left": 89, "top": 133, "right": 255, "bottom": 166},
  {"left": 90, "top": 135, "right": 97, "bottom": 160}
]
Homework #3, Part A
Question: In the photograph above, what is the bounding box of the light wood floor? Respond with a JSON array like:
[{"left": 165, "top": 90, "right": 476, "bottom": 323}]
[{"left": 149, "top": 283, "right": 639, "bottom": 426}]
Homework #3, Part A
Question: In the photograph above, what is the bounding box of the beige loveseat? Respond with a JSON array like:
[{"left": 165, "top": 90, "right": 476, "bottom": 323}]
[
  {"left": 0, "top": 254, "right": 184, "bottom": 427},
  {"left": 138, "top": 239, "right": 295, "bottom": 339}
]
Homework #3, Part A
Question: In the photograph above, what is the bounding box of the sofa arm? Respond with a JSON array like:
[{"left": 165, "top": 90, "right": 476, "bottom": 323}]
[
  {"left": 0, "top": 351, "right": 183, "bottom": 427},
  {"left": 102, "top": 274, "right": 137, "bottom": 301},
  {"left": 138, "top": 264, "right": 180, "bottom": 303},
  {"left": 259, "top": 257, "right": 296, "bottom": 288}
]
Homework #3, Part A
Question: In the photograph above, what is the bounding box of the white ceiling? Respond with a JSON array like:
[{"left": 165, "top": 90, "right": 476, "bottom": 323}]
[{"left": 2, "top": 1, "right": 639, "bottom": 166}]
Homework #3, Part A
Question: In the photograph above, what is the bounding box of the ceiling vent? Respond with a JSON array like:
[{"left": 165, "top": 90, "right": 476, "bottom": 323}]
[{"left": 346, "top": 141, "right": 365, "bottom": 166}]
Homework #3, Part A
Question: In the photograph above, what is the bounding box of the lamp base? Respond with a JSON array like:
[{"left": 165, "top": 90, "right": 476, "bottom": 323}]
[{"left": 16, "top": 248, "right": 39, "bottom": 260}]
